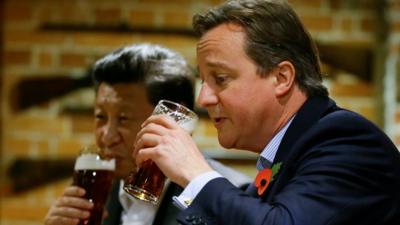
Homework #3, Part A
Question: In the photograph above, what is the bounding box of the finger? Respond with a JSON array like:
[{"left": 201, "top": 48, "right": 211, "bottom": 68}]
[
  {"left": 45, "top": 216, "right": 80, "bottom": 225},
  {"left": 52, "top": 206, "right": 91, "bottom": 220},
  {"left": 135, "top": 147, "right": 159, "bottom": 166},
  {"left": 135, "top": 133, "right": 161, "bottom": 151},
  {"left": 63, "top": 186, "right": 86, "bottom": 197},
  {"left": 141, "top": 115, "right": 179, "bottom": 130},
  {"left": 56, "top": 196, "right": 93, "bottom": 209},
  {"left": 103, "top": 208, "right": 109, "bottom": 219},
  {"left": 136, "top": 122, "right": 169, "bottom": 143}
]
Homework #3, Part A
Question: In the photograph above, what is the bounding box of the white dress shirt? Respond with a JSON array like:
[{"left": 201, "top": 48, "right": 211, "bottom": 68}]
[
  {"left": 118, "top": 180, "right": 160, "bottom": 225},
  {"left": 173, "top": 116, "right": 295, "bottom": 209}
]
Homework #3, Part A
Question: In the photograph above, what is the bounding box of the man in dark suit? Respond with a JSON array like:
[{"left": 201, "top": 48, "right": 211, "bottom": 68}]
[
  {"left": 133, "top": 1, "right": 400, "bottom": 224},
  {"left": 44, "top": 43, "right": 250, "bottom": 225}
]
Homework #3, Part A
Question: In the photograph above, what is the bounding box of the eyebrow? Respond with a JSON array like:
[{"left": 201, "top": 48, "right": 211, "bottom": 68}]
[{"left": 205, "top": 60, "right": 234, "bottom": 71}]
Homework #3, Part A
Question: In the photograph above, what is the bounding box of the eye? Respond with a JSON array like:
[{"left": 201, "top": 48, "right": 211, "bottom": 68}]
[
  {"left": 119, "top": 116, "right": 129, "bottom": 123},
  {"left": 94, "top": 113, "right": 106, "bottom": 121},
  {"left": 214, "top": 74, "right": 229, "bottom": 86}
]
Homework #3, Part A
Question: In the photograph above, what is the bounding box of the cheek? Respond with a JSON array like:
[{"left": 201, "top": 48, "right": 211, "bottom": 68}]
[
  {"left": 94, "top": 127, "right": 103, "bottom": 145},
  {"left": 223, "top": 90, "right": 263, "bottom": 130},
  {"left": 121, "top": 128, "right": 139, "bottom": 146},
  {"left": 221, "top": 89, "right": 251, "bottom": 119}
]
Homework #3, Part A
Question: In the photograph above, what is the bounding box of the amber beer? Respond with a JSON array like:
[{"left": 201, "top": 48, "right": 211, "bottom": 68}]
[
  {"left": 73, "top": 147, "right": 115, "bottom": 225},
  {"left": 124, "top": 100, "right": 198, "bottom": 204}
]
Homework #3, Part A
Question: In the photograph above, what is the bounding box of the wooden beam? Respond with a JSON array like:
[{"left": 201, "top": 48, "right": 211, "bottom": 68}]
[{"left": 40, "top": 22, "right": 196, "bottom": 37}]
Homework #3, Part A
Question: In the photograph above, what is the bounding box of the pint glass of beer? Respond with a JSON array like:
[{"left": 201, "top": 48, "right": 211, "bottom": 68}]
[
  {"left": 73, "top": 145, "right": 115, "bottom": 225},
  {"left": 123, "top": 100, "right": 198, "bottom": 204}
]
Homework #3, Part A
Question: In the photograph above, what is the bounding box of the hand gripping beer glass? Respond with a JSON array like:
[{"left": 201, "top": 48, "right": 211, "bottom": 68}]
[
  {"left": 123, "top": 100, "right": 198, "bottom": 204},
  {"left": 73, "top": 145, "right": 115, "bottom": 225}
]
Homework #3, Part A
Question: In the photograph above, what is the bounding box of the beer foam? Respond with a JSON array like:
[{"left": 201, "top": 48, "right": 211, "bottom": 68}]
[
  {"left": 165, "top": 111, "right": 197, "bottom": 133},
  {"left": 180, "top": 119, "right": 197, "bottom": 133},
  {"left": 74, "top": 153, "right": 116, "bottom": 171}
]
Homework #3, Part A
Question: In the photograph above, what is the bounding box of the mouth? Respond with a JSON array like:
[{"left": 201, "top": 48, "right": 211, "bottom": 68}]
[
  {"left": 102, "top": 149, "right": 124, "bottom": 160},
  {"left": 213, "top": 117, "right": 226, "bottom": 128}
]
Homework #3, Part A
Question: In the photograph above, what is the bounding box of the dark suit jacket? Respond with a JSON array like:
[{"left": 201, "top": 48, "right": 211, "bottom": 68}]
[
  {"left": 102, "top": 181, "right": 183, "bottom": 225},
  {"left": 177, "top": 96, "right": 400, "bottom": 225}
]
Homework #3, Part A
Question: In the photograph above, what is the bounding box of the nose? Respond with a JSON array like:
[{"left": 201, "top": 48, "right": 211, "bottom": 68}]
[
  {"left": 197, "top": 82, "right": 218, "bottom": 107},
  {"left": 100, "top": 121, "right": 121, "bottom": 147}
]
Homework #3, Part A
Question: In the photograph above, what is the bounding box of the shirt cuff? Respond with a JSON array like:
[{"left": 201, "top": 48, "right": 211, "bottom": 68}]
[{"left": 172, "top": 170, "right": 222, "bottom": 210}]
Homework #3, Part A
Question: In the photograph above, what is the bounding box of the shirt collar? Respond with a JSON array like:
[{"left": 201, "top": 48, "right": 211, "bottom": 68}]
[{"left": 257, "top": 115, "right": 295, "bottom": 170}]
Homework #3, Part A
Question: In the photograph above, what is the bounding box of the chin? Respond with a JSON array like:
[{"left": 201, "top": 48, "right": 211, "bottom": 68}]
[{"left": 218, "top": 136, "right": 236, "bottom": 149}]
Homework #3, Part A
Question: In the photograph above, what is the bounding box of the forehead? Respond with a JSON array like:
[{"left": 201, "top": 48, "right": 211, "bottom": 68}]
[
  {"left": 96, "top": 82, "right": 149, "bottom": 106},
  {"left": 197, "top": 23, "right": 245, "bottom": 53},
  {"left": 196, "top": 23, "right": 254, "bottom": 74}
]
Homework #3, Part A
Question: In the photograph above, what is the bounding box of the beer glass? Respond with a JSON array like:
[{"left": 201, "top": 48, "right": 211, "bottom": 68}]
[
  {"left": 73, "top": 145, "right": 115, "bottom": 225},
  {"left": 123, "top": 100, "right": 198, "bottom": 204}
]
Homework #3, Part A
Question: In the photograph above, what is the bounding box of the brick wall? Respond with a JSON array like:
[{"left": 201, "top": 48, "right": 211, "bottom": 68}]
[
  {"left": 1, "top": 0, "right": 399, "bottom": 225},
  {"left": 388, "top": 0, "right": 400, "bottom": 146}
]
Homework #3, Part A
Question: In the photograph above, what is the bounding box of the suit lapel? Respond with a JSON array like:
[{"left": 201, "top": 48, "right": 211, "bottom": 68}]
[
  {"left": 152, "top": 182, "right": 183, "bottom": 225},
  {"left": 262, "top": 96, "right": 337, "bottom": 200},
  {"left": 103, "top": 181, "right": 123, "bottom": 225},
  {"left": 273, "top": 96, "right": 335, "bottom": 165}
]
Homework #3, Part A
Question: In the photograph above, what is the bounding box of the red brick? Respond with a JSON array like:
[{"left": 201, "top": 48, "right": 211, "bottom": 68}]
[
  {"left": 57, "top": 139, "right": 86, "bottom": 157},
  {"left": 4, "top": 3, "right": 32, "bottom": 22},
  {"left": 390, "top": 20, "right": 400, "bottom": 33},
  {"left": 1, "top": 202, "right": 49, "bottom": 220},
  {"left": 357, "top": 0, "right": 377, "bottom": 10},
  {"left": 210, "top": 0, "right": 224, "bottom": 5},
  {"left": 163, "top": 10, "right": 191, "bottom": 28},
  {"left": 138, "top": 34, "right": 197, "bottom": 49},
  {"left": 301, "top": 14, "right": 333, "bottom": 31},
  {"left": 4, "top": 30, "right": 67, "bottom": 45},
  {"left": 361, "top": 17, "right": 378, "bottom": 33},
  {"left": 327, "top": 0, "right": 343, "bottom": 9},
  {"left": 340, "top": 17, "right": 353, "bottom": 32},
  {"left": 391, "top": 1, "right": 400, "bottom": 10},
  {"left": 60, "top": 53, "right": 88, "bottom": 67},
  {"left": 38, "top": 51, "right": 54, "bottom": 67},
  {"left": 330, "top": 81, "right": 374, "bottom": 97},
  {"left": 36, "top": 140, "right": 50, "bottom": 154},
  {"left": 290, "top": 0, "right": 323, "bottom": 8},
  {"left": 95, "top": 8, "right": 121, "bottom": 24},
  {"left": 4, "top": 137, "right": 31, "bottom": 156},
  {"left": 137, "top": 0, "right": 191, "bottom": 4},
  {"left": 58, "top": 5, "right": 91, "bottom": 24},
  {"left": 3, "top": 50, "right": 31, "bottom": 65},
  {"left": 395, "top": 110, "right": 400, "bottom": 123},
  {"left": 37, "top": 5, "right": 55, "bottom": 22},
  {"left": 129, "top": 9, "right": 155, "bottom": 26},
  {"left": 395, "top": 135, "right": 400, "bottom": 146},
  {"left": 71, "top": 115, "right": 94, "bottom": 133},
  {"left": 9, "top": 116, "right": 65, "bottom": 135},
  {"left": 358, "top": 105, "right": 377, "bottom": 123},
  {"left": 71, "top": 32, "right": 141, "bottom": 48}
]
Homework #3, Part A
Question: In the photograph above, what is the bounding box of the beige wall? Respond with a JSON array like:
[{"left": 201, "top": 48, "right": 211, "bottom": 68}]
[{"left": 2, "top": 0, "right": 400, "bottom": 224}]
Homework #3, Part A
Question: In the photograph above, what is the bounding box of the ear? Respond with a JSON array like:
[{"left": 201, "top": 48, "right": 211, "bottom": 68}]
[{"left": 273, "top": 61, "right": 295, "bottom": 97}]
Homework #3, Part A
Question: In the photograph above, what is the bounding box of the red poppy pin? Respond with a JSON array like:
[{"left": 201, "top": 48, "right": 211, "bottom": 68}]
[{"left": 254, "top": 162, "right": 282, "bottom": 196}]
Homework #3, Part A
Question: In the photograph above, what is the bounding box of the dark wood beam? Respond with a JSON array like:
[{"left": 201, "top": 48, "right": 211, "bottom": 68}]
[
  {"left": 318, "top": 43, "right": 374, "bottom": 81},
  {"left": 11, "top": 73, "right": 92, "bottom": 111},
  {"left": 6, "top": 158, "right": 75, "bottom": 193},
  {"left": 40, "top": 22, "right": 196, "bottom": 37}
]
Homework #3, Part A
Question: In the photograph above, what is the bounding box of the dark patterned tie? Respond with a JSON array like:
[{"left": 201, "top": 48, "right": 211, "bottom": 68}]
[{"left": 256, "top": 156, "right": 272, "bottom": 170}]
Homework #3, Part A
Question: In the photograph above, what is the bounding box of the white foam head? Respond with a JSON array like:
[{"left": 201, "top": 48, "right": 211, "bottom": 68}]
[
  {"left": 74, "top": 153, "right": 116, "bottom": 171},
  {"left": 179, "top": 119, "right": 197, "bottom": 133}
]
